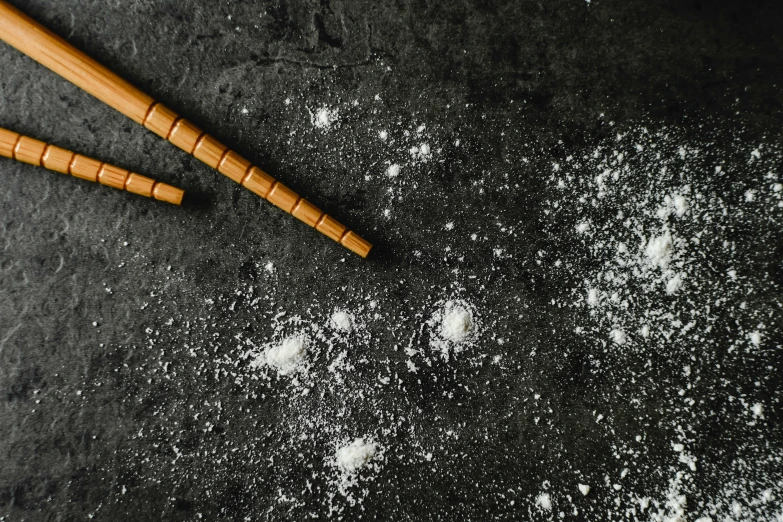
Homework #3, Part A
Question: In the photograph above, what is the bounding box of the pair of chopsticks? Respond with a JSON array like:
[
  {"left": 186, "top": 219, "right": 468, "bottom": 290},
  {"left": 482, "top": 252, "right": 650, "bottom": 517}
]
[{"left": 0, "top": 1, "right": 371, "bottom": 257}]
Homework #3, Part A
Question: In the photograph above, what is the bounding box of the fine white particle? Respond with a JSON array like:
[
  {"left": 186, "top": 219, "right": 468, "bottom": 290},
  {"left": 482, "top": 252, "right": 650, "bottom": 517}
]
[{"left": 578, "top": 484, "right": 590, "bottom": 496}]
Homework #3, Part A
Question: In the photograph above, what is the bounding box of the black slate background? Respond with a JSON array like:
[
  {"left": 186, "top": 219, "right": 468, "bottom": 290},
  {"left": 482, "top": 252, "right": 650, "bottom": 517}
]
[{"left": 0, "top": 0, "right": 781, "bottom": 520}]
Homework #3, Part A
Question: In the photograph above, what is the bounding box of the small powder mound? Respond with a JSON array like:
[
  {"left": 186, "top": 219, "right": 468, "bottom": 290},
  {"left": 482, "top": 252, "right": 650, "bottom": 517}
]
[
  {"left": 331, "top": 310, "right": 354, "bottom": 333},
  {"left": 336, "top": 438, "right": 377, "bottom": 472},
  {"left": 259, "top": 335, "right": 308, "bottom": 375},
  {"left": 311, "top": 106, "right": 339, "bottom": 129},
  {"left": 427, "top": 299, "right": 480, "bottom": 360},
  {"left": 386, "top": 164, "right": 401, "bottom": 178},
  {"left": 610, "top": 328, "right": 627, "bottom": 345},
  {"left": 666, "top": 273, "right": 684, "bottom": 294},
  {"left": 646, "top": 232, "right": 674, "bottom": 270},
  {"left": 537, "top": 493, "right": 552, "bottom": 510},
  {"left": 441, "top": 304, "right": 474, "bottom": 342}
]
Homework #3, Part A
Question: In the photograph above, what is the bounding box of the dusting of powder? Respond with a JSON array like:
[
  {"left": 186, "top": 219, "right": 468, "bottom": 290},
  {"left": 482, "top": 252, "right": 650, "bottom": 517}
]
[{"left": 129, "top": 102, "right": 782, "bottom": 521}]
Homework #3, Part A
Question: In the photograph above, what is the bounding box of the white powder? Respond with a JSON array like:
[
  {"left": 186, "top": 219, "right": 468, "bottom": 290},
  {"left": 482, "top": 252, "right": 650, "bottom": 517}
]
[
  {"left": 427, "top": 299, "right": 480, "bottom": 360},
  {"left": 610, "top": 328, "right": 627, "bottom": 345},
  {"left": 576, "top": 222, "right": 590, "bottom": 234},
  {"left": 749, "top": 331, "right": 762, "bottom": 346},
  {"left": 441, "top": 304, "right": 473, "bottom": 342},
  {"left": 587, "top": 288, "right": 600, "bottom": 306},
  {"left": 387, "top": 164, "right": 400, "bottom": 177},
  {"left": 578, "top": 484, "right": 590, "bottom": 496},
  {"left": 336, "top": 438, "right": 377, "bottom": 472},
  {"left": 331, "top": 310, "right": 354, "bottom": 333},
  {"left": 646, "top": 232, "right": 674, "bottom": 270},
  {"left": 256, "top": 335, "right": 308, "bottom": 375},
  {"left": 751, "top": 403, "right": 764, "bottom": 419},
  {"left": 537, "top": 493, "right": 552, "bottom": 510},
  {"left": 311, "top": 106, "right": 339, "bottom": 129},
  {"left": 666, "top": 273, "right": 684, "bottom": 294},
  {"left": 410, "top": 142, "right": 432, "bottom": 161},
  {"left": 378, "top": 130, "right": 388, "bottom": 140},
  {"left": 673, "top": 194, "right": 689, "bottom": 217}
]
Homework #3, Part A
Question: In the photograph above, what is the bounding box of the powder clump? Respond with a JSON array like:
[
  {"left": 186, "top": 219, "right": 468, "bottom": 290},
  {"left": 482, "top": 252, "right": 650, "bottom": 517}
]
[
  {"left": 336, "top": 438, "right": 377, "bottom": 472},
  {"left": 331, "top": 310, "right": 355, "bottom": 333},
  {"left": 646, "top": 232, "right": 674, "bottom": 270},
  {"left": 258, "top": 335, "right": 308, "bottom": 375},
  {"left": 428, "top": 299, "right": 480, "bottom": 360},
  {"left": 441, "top": 305, "right": 473, "bottom": 342}
]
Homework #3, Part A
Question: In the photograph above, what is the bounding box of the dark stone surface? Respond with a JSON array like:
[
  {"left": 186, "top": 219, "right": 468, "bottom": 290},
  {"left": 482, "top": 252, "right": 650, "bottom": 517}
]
[{"left": 0, "top": 0, "right": 781, "bottom": 520}]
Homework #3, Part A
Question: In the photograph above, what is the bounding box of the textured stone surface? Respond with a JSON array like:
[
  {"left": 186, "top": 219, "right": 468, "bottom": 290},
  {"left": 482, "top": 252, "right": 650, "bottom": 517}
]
[{"left": 0, "top": 0, "right": 781, "bottom": 520}]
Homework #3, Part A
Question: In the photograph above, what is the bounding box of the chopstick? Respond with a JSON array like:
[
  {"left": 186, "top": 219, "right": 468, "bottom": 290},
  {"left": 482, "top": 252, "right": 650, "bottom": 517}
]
[
  {"left": 0, "top": 1, "right": 372, "bottom": 258},
  {"left": 0, "top": 126, "right": 184, "bottom": 204}
]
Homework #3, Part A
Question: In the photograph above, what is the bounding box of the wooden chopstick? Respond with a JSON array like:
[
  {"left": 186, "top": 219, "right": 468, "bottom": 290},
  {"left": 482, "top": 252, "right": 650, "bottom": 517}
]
[
  {"left": 0, "top": 126, "right": 184, "bottom": 204},
  {"left": 0, "top": 1, "right": 372, "bottom": 257}
]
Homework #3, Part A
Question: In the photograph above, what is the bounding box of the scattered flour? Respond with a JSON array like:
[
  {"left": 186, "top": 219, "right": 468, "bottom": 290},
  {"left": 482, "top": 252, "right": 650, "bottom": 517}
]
[
  {"left": 132, "top": 111, "right": 781, "bottom": 520},
  {"left": 387, "top": 164, "right": 401, "bottom": 178}
]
